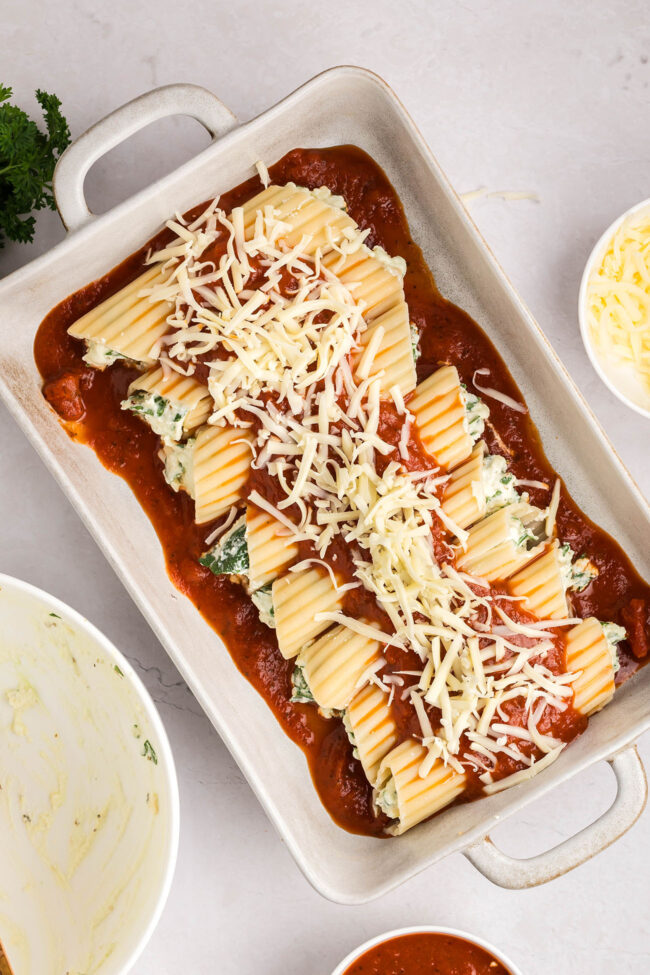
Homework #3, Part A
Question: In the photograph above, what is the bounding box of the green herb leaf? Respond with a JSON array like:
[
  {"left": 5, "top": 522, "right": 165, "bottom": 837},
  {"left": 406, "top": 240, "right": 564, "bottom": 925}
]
[
  {"left": 200, "top": 520, "right": 249, "bottom": 576},
  {"left": 142, "top": 739, "right": 158, "bottom": 764},
  {"left": 114, "top": 664, "right": 124, "bottom": 677},
  {"left": 290, "top": 663, "right": 314, "bottom": 704},
  {"left": 0, "top": 85, "right": 71, "bottom": 247}
]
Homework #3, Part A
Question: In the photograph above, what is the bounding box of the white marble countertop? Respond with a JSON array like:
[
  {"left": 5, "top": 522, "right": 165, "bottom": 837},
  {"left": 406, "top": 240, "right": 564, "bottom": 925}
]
[{"left": 2, "top": 2, "right": 649, "bottom": 972}]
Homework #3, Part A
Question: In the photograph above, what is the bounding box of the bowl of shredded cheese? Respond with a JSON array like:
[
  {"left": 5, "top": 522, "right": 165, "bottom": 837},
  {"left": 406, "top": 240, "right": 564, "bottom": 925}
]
[{"left": 579, "top": 199, "right": 650, "bottom": 417}]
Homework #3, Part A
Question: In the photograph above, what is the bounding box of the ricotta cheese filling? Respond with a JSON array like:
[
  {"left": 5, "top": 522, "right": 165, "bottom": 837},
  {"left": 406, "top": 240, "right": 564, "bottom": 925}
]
[
  {"left": 199, "top": 518, "right": 276, "bottom": 628},
  {"left": 310, "top": 185, "right": 347, "bottom": 211},
  {"left": 509, "top": 514, "right": 545, "bottom": 550},
  {"left": 199, "top": 516, "right": 249, "bottom": 578},
  {"left": 82, "top": 340, "right": 135, "bottom": 370},
  {"left": 461, "top": 384, "right": 490, "bottom": 443},
  {"left": 481, "top": 453, "right": 520, "bottom": 514},
  {"left": 250, "top": 584, "right": 275, "bottom": 628},
  {"left": 341, "top": 711, "right": 360, "bottom": 759},
  {"left": 558, "top": 543, "right": 599, "bottom": 593},
  {"left": 371, "top": 244, "right": 407, "bottom": 278},
  {"left": 122, "top": 390, "right": 188, "bottom": 441},
  {"left": 290, "top": 663, "right": 315, "bottom": 704},
  {"left": 374, "top": 777, "right": 399, "bottom": 820},
  {"left": 160, "top": 438, "right": 195, "bottom": 496},
  {"left": 410, "top": 322, "right": 421, "bottom": 362},
  {"left": 602, "top": 621, "right": 625, "bottom": 673}
]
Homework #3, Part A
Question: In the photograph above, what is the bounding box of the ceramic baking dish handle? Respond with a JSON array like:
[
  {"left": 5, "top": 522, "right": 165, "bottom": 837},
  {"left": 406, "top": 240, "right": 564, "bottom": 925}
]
[
  {"left": 53, "top": 83, "right": 238, "bottom": 232},
  {"left": 464, "top": 745, "right": 647, "bottom": 888}
]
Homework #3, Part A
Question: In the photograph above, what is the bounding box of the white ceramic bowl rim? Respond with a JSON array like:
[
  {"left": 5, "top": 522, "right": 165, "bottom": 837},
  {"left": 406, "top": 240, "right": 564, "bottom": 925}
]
[
  {"left": 578, "top": 196, "right": 650, "bottom": 420},
  {"left": 0, "top": 572, "right": 180, "bottom": 975},
  {"left": 329, "top": 925, "right": 524, "bottom": 975}
]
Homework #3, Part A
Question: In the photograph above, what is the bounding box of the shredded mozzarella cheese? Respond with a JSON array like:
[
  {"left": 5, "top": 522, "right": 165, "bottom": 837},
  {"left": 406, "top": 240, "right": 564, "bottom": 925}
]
[{"left": 131, "top": 168, "right": 582, "bottom": 794}]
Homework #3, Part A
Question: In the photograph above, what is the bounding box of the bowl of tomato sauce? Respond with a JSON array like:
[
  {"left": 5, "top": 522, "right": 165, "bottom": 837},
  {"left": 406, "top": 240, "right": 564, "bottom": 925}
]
[{"left": 331, "top": 926, "right": 522, "bottom": 975}]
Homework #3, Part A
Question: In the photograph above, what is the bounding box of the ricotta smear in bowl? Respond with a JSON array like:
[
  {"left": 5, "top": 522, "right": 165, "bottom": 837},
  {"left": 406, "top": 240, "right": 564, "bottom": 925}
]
[{"left": 0, "top": 575, "right": 178, "bottom": 975}]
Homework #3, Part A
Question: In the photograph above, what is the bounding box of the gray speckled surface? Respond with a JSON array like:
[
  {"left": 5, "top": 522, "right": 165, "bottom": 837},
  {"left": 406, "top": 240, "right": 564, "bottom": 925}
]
[{"left": 1, "top": 2, "right": 649, "bottom": 973}]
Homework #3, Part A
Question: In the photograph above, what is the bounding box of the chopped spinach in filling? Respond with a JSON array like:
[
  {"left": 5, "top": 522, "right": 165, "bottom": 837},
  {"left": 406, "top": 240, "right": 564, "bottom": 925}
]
[
  {"left": 161, "top": 438, "right": 195, "bottom": 496},
  {"left": 122, "top": 390, "right": 188, "bottom": 441},
  {"left": 410, "top": 322, "right": 421, "bottom": 362},
  {"left": 374, "top": 776, "right": 399, "bottom": 820},
  {"left": 602, "top": 621, "right": 626, "bottom": 674},
  {"left": 290, "top": 662, "right": 315, "bottom": 704},
  {"left": 250, "top": 583, "right": 275, "bottom": 629},
  {"left": 342, "top": 710, "right": 360, "bottom": 760},
  {"left": 83, "top": 341, "right": 135, "bottom": 370},
  {"left": 200, "top": 517, "right": 249, "bottom": 576},
  {"left": 509, "top": 516, "right": 543, "bottom": 550},
  {"left": 460, "top": 384, "right": 490, "bottom": 443},
  {"left": 558, "top": 543, "right": 599, "bottom": 593},
  {"left": 199, "top": 520, "right": 277, "bottom": 629},
  {"left": 319, "top": 706, "right": 344, "bottom": 720},
  {"left": 482, "top": 453, "right": 519, "bottom": 514}
]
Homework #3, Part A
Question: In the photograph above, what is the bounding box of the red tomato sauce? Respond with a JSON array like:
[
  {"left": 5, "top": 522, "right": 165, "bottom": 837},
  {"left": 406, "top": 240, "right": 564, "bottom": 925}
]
[
  {"left": 341, "top": 932, "right": 513, "bottom": 975},
  {"left": 34, "top": 146, "right": 650, "bottom": 836}
]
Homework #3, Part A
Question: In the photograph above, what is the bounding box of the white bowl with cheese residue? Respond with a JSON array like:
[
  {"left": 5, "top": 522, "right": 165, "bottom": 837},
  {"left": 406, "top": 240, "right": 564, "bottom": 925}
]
[
  {"left": 579, "top": 197, "right": 650, "bottom": 418},
  {"left": 0, "top": 575, "right": 179, "bottom": 975}
]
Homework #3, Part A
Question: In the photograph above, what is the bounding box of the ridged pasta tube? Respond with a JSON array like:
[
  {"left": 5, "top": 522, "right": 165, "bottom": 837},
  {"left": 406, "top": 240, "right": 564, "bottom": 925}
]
[
  {"left": 374, "top": 740, "right": 467, "bottom": 835},
  {"left": 246, "top": 505, "right": 300, "bottom": 590},
  {"left": 508, "top": 543, "right": 570, "bottom": 620},
  {"left": 456, "top": 502, "right": 548, "bottom": 581},
  {"left": 441, "top": 443, "right": 487, "bottom": 530},
  {"left": 123, "top": 367, "right": 212, "bottom": 440},
  {"left": 409, "top": 366, "right": 474, "bottom": 471},
  {"left": 192, "top": 425, "right": 253, "bottom": 525},
  {"left": 273, "top": 566, "right": 343, "bottom": 660},
  {"left": 68, "top": 265, "right": 171, "bottom": 368},
  {"left": 346, "top": 684, "right": 399, "bottom": 786},
  {"left": 298, "top": 624, "right": 382, "bottom": 710},
  {"left": 565, "top": 617, "right": 617, "bottom": 715}
]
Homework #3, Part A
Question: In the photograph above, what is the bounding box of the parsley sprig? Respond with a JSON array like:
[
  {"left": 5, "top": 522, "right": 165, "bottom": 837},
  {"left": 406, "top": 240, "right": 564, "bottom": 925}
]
[{"left": 0, "top": 85, "right": 70, "bottom": 247}]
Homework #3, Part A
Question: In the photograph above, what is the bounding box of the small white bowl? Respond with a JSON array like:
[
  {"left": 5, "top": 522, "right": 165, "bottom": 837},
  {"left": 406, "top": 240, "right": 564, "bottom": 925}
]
[
  {"left": 578, "top": 197, "right": 650, "bottom": 419},
  {"left": 0, "top": 574, "right": 179, "bottom": 975},
  {"left": 330, "top": 925, "right": 523, "bottom": 975}
]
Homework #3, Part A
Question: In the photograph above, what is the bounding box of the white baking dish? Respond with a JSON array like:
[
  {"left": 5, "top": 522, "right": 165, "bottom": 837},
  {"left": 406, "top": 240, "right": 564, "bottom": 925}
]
[{"left": 0, "top": 68, "right": 648, "bottom": 904}]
